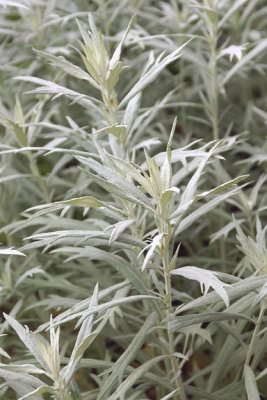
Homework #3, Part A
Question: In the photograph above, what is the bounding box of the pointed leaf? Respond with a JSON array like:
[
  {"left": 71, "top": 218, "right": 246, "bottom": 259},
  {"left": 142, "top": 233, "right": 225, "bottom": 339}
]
[
  {"left": 169, "top": 312, "right": 252, "bottom": 332},
  {"left": 97, "top": 312, "right": 156, "bottom": 400},
  {"left": 108, "top": 219, "right": 135, "bottom": 245},
  {"left": 119, "top": 40, "right": 191, "bottom": 107},
  {"left": 3, "top": 314, "right": 46, "bottom": 369},
  {"left": 171, "top": 266, "right": 230, "bottom": 307}
]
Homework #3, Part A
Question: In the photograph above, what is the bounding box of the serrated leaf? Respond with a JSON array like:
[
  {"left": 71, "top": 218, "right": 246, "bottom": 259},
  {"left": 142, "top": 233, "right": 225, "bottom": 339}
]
[
  {"left": 176, "top": 275, "right": 267, "bottom": 313},
  {"left": 171, "top": 266, "right": 230, "bottom": 307},
  {"left": 220, "top": 44, "right": 247, "bottom": 62},
  {"left": 140, "top": 233, "right": 163, "bottom": 271},
  {"left": 222, "top": 39, "right": 267, "bottom": 86}
]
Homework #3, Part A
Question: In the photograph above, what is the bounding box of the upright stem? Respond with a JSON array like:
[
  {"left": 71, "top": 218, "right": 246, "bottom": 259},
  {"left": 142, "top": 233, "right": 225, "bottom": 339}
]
[
  {"left": 208, "top": 9, "right": 219, "bottom": 141},
  {"left": 162, "top": 235, "right": 187, "bottom": 400},
  {"left": 207, "top": 11, "right": 228, "bottom": 271},
  {"left": 242, "top": 299, "right": 266, "bottom": 399},
  {"left": 26, "top": 152, "right": 50, "bottom": 203},
  {"left": 243, "top": 300, "right": 266, "bottom": 373}
]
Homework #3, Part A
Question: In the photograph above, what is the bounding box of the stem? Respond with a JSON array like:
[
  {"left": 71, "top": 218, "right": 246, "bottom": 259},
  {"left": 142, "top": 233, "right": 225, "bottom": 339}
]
[
  {"left": 208, "top": 12, "right": 228, "bottom": 271},
  {"left": 162, "top": 235, "right": 187, "bottom": 400},
  {"left": 208, "top": 10, "right": 219, "bottom": 141},
  {"left": 243, "top": 300, "right": 266, "bottom": 374},
  {"left": 242, "top": 299, "right": 266, "bottom": 399},
  {"left": 26, "top": 152, "right": 50, "bottom": 202}
]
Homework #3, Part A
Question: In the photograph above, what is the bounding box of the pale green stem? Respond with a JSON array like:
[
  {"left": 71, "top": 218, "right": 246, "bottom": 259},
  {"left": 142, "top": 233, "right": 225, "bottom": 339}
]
[
  {"left": 242, "top": 299, "right": 266, "bottom": 399},
  {"left": 56, "top": 379, "right": 71, "bottom": 400},
  {"left": 243, "top": 299, "right": 266, "bottom": 373},
  {"left": 26, "top": 152, "right": 50, "bottom": 202},
  {"left": 208, "top": 15, "right": 228, "bottom": 271},
  {"left": 162, "top": 235, "right": 187, "bottom": 400},
  {"left": 210, "top": 24, "right": 219, "bottom": 141}
]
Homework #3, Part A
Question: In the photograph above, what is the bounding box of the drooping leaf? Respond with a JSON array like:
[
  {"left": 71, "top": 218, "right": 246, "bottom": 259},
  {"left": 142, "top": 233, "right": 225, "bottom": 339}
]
[{"left": 171, "top": 266, "right": 230, "bottom": 307}]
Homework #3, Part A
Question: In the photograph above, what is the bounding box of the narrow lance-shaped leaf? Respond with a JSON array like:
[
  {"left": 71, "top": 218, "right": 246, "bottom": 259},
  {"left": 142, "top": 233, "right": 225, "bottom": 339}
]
[
  {"left": 119, "top": 40, "right": 192, "bottom": 108},
  {"left": 62, "top": 284, "right": 98, "bottom": 383},
  {"left": 3, "top": 314, "right": 46, "bottom": 369},
  {"left": 169, "top": 312, "right": 253, "bottom": 332},
  {"left": 97, "top": 312, "right": 157, "bottom": 400},
  {"left": 0, "top": 248, "right": 25, "bottom": 256},
  {"left": 176, "top": 275, "right": 267, "bottom": 314},
  {"left": 0, "top": 368, "right": 44, "bottom": 398},
  {"left": 194, "top": 175, "right": 248, "bottom": 202},
  {"left": 108, "top": 355, "right": 168, "bottom": 400},
  {"left": 109, "top": 15, "right": 135, "bottom": 71},
  {"left": 34, "top": 49, "right": 99, "bottom": 89},
  {"left": 18, "top": 385, "right": 56, "bottom": 400},
  {"left": 160, "top": 117, "right": 176, "bottom": 191},
  {"left": 172, "top": 141, "right": 220, "bottom": 219},
  {"left": 53, "top": 295, "right": 158, "bottom": 328},
  {"left": 244, "top": 366, "right": 261, "bottom": 400},
  {"left": 108, "top": 219, "right": 135, "bottom": 245},
  {"left": 14, "top": 76, "right": 100, "bottom": 112},
  {"left": 174, "top": 185, "right": 242, "bottom": 234},
  {"left": 77, "top": 156, "right": 155, "bottom": 213},
  {"left": 218, "top": 0, "right": 248, "bottom": 29}
]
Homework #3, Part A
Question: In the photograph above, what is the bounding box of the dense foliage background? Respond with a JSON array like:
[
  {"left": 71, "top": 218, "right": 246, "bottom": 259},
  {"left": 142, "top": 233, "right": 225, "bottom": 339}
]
[{"left": 0, "top": 1, "right": 266, "bottom": 399}]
